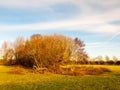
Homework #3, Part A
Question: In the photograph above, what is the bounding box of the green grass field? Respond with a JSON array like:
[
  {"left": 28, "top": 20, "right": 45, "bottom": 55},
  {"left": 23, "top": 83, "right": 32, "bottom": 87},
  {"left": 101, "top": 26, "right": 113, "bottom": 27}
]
[{"left": 0, "top": 65, "right": 120, "bottom": 90}]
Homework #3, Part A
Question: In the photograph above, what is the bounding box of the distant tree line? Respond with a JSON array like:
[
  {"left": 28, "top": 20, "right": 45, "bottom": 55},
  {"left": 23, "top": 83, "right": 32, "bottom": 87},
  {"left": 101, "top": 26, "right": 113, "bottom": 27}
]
[
  {"left": 87, "top": 55, "right": 120, "bottom": 65},
  {"left": 65, "top": 55, "right": 120, "bottom": 65},
  {"left": 1, "top": 34, "right": 88, "bottom": 73}
]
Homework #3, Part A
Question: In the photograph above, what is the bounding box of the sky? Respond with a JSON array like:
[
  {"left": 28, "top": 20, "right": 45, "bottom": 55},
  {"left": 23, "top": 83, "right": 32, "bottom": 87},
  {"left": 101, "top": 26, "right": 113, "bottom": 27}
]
[{"left": 0, "top": 0, "right": 120, "bottom": 59}]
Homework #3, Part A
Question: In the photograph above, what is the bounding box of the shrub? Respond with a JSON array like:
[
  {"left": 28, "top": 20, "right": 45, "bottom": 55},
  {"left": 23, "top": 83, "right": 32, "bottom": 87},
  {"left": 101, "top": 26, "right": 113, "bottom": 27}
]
[{"left": 32, "top": 66, "right": 48, "bottom": 74}]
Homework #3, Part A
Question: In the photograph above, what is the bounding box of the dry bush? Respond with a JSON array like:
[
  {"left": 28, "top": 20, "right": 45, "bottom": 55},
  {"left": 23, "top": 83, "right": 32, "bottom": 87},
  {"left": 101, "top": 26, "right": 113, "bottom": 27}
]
[
  {"left": 61, "top": 66, "right": 111, "bottom": 76},
  {"left": 7, "top": 66, "right": 28, "bottom": 74},
  {"left": 32, "top": 66, "right": 48, "bottom": 74}
]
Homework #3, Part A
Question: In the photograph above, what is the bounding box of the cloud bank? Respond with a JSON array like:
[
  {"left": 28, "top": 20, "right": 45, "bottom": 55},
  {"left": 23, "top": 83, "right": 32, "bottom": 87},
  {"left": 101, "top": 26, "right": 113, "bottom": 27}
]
[{"left": 0, "top": 0, "right": 120, "bottom": 34}]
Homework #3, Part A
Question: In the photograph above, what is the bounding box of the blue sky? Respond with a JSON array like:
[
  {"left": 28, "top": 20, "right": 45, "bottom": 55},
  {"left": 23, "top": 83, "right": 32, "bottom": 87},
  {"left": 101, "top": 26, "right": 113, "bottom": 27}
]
[{"left": 0, "top": 0, "right": 120, "bottom": 59}]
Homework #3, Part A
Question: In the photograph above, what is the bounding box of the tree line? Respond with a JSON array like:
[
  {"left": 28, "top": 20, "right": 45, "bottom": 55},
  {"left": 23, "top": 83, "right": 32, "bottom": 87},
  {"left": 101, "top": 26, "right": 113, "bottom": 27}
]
[
  {"left": 87, "top": 55, "right": 120, "bottom": 65},
  {"left": 1, "top": 34, "right": 88, "bottom": 73}
]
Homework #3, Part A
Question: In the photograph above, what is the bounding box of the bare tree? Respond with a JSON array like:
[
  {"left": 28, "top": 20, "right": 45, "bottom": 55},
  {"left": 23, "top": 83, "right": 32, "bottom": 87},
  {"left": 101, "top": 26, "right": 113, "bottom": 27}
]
[
  {"left": 71, "top": 37, "right": 88, "bottom": 64},
  {"left": 97, "top": 56, "right": 103, "bottom": 65},
  {"left": 113, "top": 56, "right": 118, "bottom": 65},
  {"left": 13, "top": 37, "right": 25, "bottom": 64},
  {"left": 105, "top": 55, "right": 110, "bottom": 65},
  {"left": 2, "top": 41, "right": 8, "bottom": 60},
  {"left": 24, "top": 34, "right": 42, "bottom": 68}
]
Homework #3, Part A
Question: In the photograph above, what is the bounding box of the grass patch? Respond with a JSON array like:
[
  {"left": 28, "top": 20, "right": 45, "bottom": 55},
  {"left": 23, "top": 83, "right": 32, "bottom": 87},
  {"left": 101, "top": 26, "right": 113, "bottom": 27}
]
[{"left": 0, "top": 65, "right": 120, "bottom": 90}]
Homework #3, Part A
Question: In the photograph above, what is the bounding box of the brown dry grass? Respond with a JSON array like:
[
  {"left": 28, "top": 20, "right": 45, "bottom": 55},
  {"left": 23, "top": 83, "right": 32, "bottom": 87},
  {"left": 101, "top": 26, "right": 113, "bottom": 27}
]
[
  {"left": 61, "top": 66, "right": 111, "bottom": 76},
  {"left": 7, "top": 66, "right": 29, "bottom": 74},
  {"left": 7, "top": 65, "right": 111, "bottom": 76}
]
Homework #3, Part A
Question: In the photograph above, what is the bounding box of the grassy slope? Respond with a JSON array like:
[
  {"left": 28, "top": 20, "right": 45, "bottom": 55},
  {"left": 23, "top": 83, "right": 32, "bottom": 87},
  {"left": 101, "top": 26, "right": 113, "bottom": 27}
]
[{"left": 0, "top": 65, "right": 120, "bottom": 90}]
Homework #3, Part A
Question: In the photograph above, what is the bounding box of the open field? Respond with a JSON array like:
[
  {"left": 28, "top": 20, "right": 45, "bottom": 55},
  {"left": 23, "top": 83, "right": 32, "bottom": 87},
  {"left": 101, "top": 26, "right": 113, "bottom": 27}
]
[{"left": 0, "top": 65, "right": 120, "bottom": 90}]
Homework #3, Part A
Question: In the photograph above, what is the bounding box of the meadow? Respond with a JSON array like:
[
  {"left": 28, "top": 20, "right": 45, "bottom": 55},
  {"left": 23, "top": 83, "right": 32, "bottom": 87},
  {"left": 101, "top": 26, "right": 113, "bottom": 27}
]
[{"left": 0, "top": 65, "right": 120, "bottom": 90}]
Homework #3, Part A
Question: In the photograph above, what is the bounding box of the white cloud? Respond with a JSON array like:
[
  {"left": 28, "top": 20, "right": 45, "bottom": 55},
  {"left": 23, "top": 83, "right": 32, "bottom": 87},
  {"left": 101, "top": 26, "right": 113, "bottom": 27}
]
[
  {"left": 86, "top": 42, "right": 120, "bottom": 49},
  {"left": 107, "top": 32, "right": 120, "bottom": 42},
  {"left": 0, "top": 0, "right": 119, "bottom": 10},
  {"left": 0, "top": 0, "right": 120, "bottom": 34},
  {"left": 0, "top": 8, "right": 120, "bottom": 34},
  {"left": 0, "top": 0, "right": 71, "bottom": 9}
]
